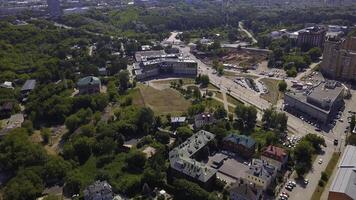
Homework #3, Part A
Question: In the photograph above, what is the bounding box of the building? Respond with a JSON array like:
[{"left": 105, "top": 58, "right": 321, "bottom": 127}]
[
  {"left": 134, "top": 50, "right": 197, "bottom": 81},
  {"left": 83, "top": 180, "right": 113, "bottom": 200},
  {"left": 21, "top": 79, "right": 36, "bottom": 101},
  {"left": 169, "top": 130, "right": 217, "bottom": 189},
  {"left": 0, "top": 81, "right": 14, "bottom": 89},
  {"left": 170, "top": 117, "right": 186, "bottom": 128},
  {"left": 194, "top": 113, "right": 216, "bottom": 129},
  {"left": 77, "top": 76, "right": 101, "bottom": 94},
  {"left": 328, "top": 145, "right": 356, "bottom": 200},
  {"left": 245, "top": 159, "right": 276, "bottom": 190},
  {"left": 321, "top": 37, "right": 356, "bottom": 81},
  {"left": 222, "top": 134, "right": 256, "bottom": 158},
  {"left": 229, "top": 179, "right": 263, "bottom": 200},
  {"left": 261, "top": 145, "right": 288, "bottom": 170},
  {"left": 47, "top": 0, "right": 62, "bottom": 18},
  {"left": 284, "top": 81, "right": 344, "bottom": 124},
  {"left": 297, "top": 26, "right": 327, "bottom": 49}
]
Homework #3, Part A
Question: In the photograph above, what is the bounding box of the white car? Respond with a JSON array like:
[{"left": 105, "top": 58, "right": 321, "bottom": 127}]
[{"left": 318, "top": 159, "right": 323, "bottom": 164}]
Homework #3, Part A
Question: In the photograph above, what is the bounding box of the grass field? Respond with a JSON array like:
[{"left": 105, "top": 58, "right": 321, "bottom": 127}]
[
  {"left": 260, "top": 78, "right": 282, "bottom": 105},
  {"left": 207, "top": 83, "right": 220, "bottom": 90},
  {"left": 151, "top": 78, "right": 195, "bottom": 86},
  {"left": 311, "top": 152, "right": 341, "bottom": 200},
  {"left": 130, "top": 84, "right": 191, "bottom": 115},
  {"left": 227, "top": 94, "right": 243, "bottom": 105}
]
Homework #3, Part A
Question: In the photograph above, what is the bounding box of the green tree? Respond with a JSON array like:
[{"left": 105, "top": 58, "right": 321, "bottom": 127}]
[
  {"left": 214, "top": 106, "right": 227, "bottom": 119},
  {"left": 234, "top": 104, "right": 257, "bottom": 130},
  {"left": 307, "top": 47, "right": 322, "bottom": 62},
  {"left": 43, "top": 156, "right": 71, "bottom": 184},
  {"left": 200, "top": 75, "right": 210, "bottom": 87},
  {"left": 173, "top": 179, "right": 209, "bottom": 200},
  {"left": 73, "top": 136, "right": 93, "bottom": 164},
  {"left": 118, "top": 70, "right": 130, "bottom": 92},
  {"left": 176, "top": 126, "right": 193, "bottom": 141},
  {"left": 126, "top": 151, "right": 147, "bottom": 173},
  {"left": 278, "top": 80, "right": 287, "bottom": 92}
]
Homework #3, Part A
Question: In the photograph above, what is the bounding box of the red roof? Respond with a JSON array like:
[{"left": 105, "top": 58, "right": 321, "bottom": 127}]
[{"left": 262, "top": 145, "right": 287, "bottom": 162}]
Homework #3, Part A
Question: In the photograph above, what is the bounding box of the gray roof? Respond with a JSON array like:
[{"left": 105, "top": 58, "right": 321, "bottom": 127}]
[
  {"left": 329, "top": 145, "right": 356, "bottom": 199},
  {"left": 223, "top": 134, "right": 256, "bottom": 149},
  {"left": 246, "top": 159, "right": 276, "bottom": 181},
  {"left": 77, "top": 76, "right": 101, "bottom": 87},
  {"left": 134, "top": 50, "right": 166, "bottom": 62},
  {"left": 169, "top": 130, "right": 217, "bottom": 183},
  {"left": 21, "top": 79, "right": 36, "bottom": 91},
  {"left": 229, "top": 179, "right": 263, "bottom": 200},
  {"left": 83, "top": 180, "right": 113, "bottom": 200},
  {"left": 171, "top": 117, "right": 186, "bottom": 123}
]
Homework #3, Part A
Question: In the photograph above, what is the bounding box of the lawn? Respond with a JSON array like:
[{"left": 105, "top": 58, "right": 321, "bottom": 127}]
[
  {"left": 207, "top": 83, "right": 220, "bottom": 90},
  {"left": 202, "top": 98, "right": 224, "bottom": 109},
  {"left": 311, "top": 152, "right": 341, "bottom": 200},
  {"left": 130, "top": 84, "right": 191, "bottom": 116},
  {"left": 151, "top": 78, "right": 195, "bottom": 86},
  {"left": 227, "top": 94, "right": 243, "bottom": 105},
  {"left": 260, "top": 78, "right": 282, "bottom": 105}
]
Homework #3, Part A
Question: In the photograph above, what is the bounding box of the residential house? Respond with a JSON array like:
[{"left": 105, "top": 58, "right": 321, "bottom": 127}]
[
  {"left": 229, "top": 179, "right": 263, "bottom": 200},
  {"left": 222, "top": 134, "right": 256, "bottom": 158},
  {"left": 170, "top": 116, "right": 186, "bottom": 128},
  {"left": 194, "top": 113, "right": 216, "bottom": 129},
  {"left": 77, "top": 76, "right": 101, "bottom": 94},
  {"left": 21, "top": 79, "right": 36, "bottom": 101},
  {"left": 261, "top": 145, "right": 288, "bottom": 170},
  {"left": 0, "top": 81, "right": 14, "bottom": 89},
  {"left": 245, "top": 159, "right": 276, "bottom": 190},
  {"left": 83, "top": 180, "right": 113, "bottom": 200}
]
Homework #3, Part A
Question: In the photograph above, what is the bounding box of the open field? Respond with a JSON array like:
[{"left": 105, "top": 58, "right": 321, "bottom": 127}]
[
  {"left": 130, "top": 84, "right": 191, "bottom": 115},
  {"left": 311, "top": 152, "right": 341, "bottom": 200},
  {"left": 227, "top": 94, "right": 243, "bottom": 105},
  {"left": 260, "top": 78, "right": 282, "bottom": 105}
]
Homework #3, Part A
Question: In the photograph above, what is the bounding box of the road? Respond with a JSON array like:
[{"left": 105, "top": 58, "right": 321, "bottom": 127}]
[{"left": 239, "top": 22, "right": 257, "bottom": 44}]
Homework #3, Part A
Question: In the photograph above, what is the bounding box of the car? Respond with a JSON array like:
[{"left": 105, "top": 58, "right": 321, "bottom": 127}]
[
  {"left": 334, "top": 139, "right": 339, "bottom": 146},
  {"left": 285, "top": 185, "right": 293, "bottom": 191},
  {"left": 304, "top": 179, "right": 309, "bottom": 185},
  {"left": 243, "top": 161, "right": 249, "bottom": 165},
  {"left": 339, "top": 119, "right": 344, "bottom": 122},
  {"left": 318, "top": 159, "right": 323, "bottom": 164},
  {"left": 282, "top": 191, "right": 290, "bottom": 197},
  {"left": 315, "top": 128, "right": 321, "bottom": 132}
]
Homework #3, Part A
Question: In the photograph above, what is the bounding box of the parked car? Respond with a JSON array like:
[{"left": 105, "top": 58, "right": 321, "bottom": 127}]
[
  {"left": 318, "top": 159, "right": 323, "bottom": 164},
  {"left": 304, "top": 179, "right": 309, "bottom": 185},
  {"left": 285, "top": 185, "right": 293, "bottom": 191},
  {"left": 334, "top": 139, "right": 339, "bottom": 146}
]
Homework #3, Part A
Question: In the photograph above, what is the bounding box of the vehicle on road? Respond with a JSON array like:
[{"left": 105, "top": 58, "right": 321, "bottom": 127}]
[
  {"left": 285, "top": 185, "right": 293, "bottom": 191},
  {"left": 304, "top": 179, "right": 309, "bottom": 185},
  {"left": 334, "top": 139, "right": 339, "bottom": 146},
  {"left": 318, "top": 158, "right": 323, "bottom": 164},
  {"left": 315, "top": 128, "right": 321, "bottom": 132}
]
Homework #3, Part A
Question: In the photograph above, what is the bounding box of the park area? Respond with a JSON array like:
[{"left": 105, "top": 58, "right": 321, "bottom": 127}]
[
  {"left": 129, "top": 84, "right": 191, "bottom": 116},
  {"left": 260, "top": 78, "right": 283, "bottom": 105}
]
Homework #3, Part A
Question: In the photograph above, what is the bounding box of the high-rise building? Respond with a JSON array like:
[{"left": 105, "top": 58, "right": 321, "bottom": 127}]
[
  {"left": 321, "top": 37, "right": 356, "bottom": 81},
  {"left": 47, "top": 0, "right": 62, "bottom": 18},
  {"left": 297, "top": 26, "right": 327, "bottom": 49}
]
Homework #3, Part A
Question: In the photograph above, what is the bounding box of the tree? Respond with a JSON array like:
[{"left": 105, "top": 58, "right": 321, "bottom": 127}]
[
  {"left": 303, "top": 133, "right": 325, "bottom": 152},
  {"left": 278, "top": 80, "right": 287, "bottom": 92},
  {"left": 214, "top": 106, "right": 227, "bottom": 119},
  {"left": 307, "top": 47, "right": 322, "bottom": 62},
  {"left": 176, "top": 126, "right": 193, "bottom": 141},
  {"left": 200, "top": 75, "right": 210, "bottom": 87},
  {"left": 43, "top": 156, "right": 71, "bottom": 184},
  {"left": 136, "top": 107, "right": 155, "bottom": 135},
  {"left": 262, "top": 107, "right": 288, "bottom": 132},
  {"left": 126, "top": 151, "right": 147, "bottom": 173},
  {"left": 118, "top": 70, "right": 130, "bottom": 92},
  {"left": 5, "top": 168, "right": 44, "bottom": 200},
  {"left": 41, "top": 128, "right": 51, "bottom": 144},
  {"left": 234, "top": 104, "right": 257, "bottom": 130},
  {"left": 173, "top": 179, "right": 209, "bottom": 200},
  {"left": 73, "top": 136, "right": 93, "bottom": 164}
]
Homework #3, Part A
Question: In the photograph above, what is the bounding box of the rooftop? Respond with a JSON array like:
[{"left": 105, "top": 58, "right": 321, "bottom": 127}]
[
  {"left": 171, "top": 117, "right": 186, "bottom": 123},
  {"left": 246, "top": 159, "right": 276, "bottom": 181},
  {"left": 229, "top": 179, "right": 263, "bottom": 200},
  {"left": 223, "top": 134, "right": 256, "bottom": 149},
  {"left": 262, "top": 145, "right": 287, "bottom": 162},
  {"left": 169, "top": 130, "right": 217, "bottom": 183},
  {"left": 21, "top": 79, "right": 36, "bottom": 91},
  {"left": 77, "top": 76, "right": 101, "bottom": 87},
  {"left": 329, "top": 145, "right": 356, "bottom": 199},
  {"left": 83, "top": 180, "right": 113, "bottom": 200}
]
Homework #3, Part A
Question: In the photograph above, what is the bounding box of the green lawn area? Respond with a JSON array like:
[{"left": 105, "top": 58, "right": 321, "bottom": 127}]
[
  {"left": 207, "top": 83, "right": 219, "bottom": 90},
  {"left": 260, "top": 78, "right": 282, "bottom": 105},
  {"left": 202, "top": 98, "right": 224, "bottom": 109},
  {"left": 227, "top": 94, "right": 243, "bottom": 106},
  {"left": 215, "top": 91, "right": 223, "bottom": 100},
  {"left": 129, "top": 84, "right": 191, "bottom": 116},
  {"left": 311, "top": 152, "right": 341, "bottom": 200},
  {"left": 151, "top": 78, "right": 195, "bottom": 86}
]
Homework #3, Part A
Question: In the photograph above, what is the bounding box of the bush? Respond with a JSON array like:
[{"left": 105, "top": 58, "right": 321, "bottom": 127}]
[
  {"left": 321, "top": 171, "right": 328, "bottom": 182},
  {"left": 318, "top": 180, "right": 325, "bottom": 187}
]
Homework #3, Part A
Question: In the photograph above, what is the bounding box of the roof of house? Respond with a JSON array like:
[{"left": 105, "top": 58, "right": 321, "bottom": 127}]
[
  {"left": 171, "top": 117, "right": 186, "bottom": 123},
  {"left": 194, "top": 112, "right": 215, "bottom": 122},
  {"left": 21, "top": 79, "right": 36, "bottom": 91},
  {"left": 262, "top": 145, "right": 287, "bottom": 162},
  {"left": 223, "top": 134, "right": 256, "bottom": 149},
  {"left": 77, "top": 76, "right": 101, "bottom": 87},
  {"left": 329, "top": 145, "right": 356, "bottom": 199},
  {"left": 229, "top": 179, "right": 263, "bottom": 200},
  {"left": 169, "top": 130, "right": 217, "bottom": 183},
  {"left": 83, "top": 180, "right": 113, "bottom": 199},
  {"left": 246, "top": 159, "right": 276, "bottom": 181}
]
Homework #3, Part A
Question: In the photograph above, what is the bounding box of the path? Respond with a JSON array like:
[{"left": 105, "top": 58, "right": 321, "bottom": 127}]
[
  {"left": 239, "top": 22, "right": 257, "bottom": 44},
  {"left": 222, "top": 91, "right": 229, "bottom": 111}
]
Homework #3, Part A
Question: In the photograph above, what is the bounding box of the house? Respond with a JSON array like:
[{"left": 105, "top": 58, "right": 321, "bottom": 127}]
[
  {"left": 245, "top": 159, "right": 276, "bottom": 190},
  {"left": 328, "top": 145, "right": 356, "bottom": 200},
  {"left": 83, "top": 180, "right": 113, "bottom": 200},
  {"left": 0, "top": 81, "right": 14, "bottom": 89},
  {"left": 261, "top": 145, "right": 288, "bottom": 170},
  {"left": 169, "top": 130, "right": 217, "bottom": 189},
  {"left": 222, "top": 134, "right": 256, "bottom": 158},
  {"left": 170, "top": 116, "right": 186, "bottom": 128},
  {"left": 21, "top": 79, "right": 36, "bottom": 95},
  {"left": 229, "top": 179, "right": 263, "bottom": 200},
  {"left": 98, "top": 67, "right": 108, "bottom": 76},
  {"left": 77, "top": 76, "right": 101, "bottom": 94},
  {"left": 194, "top": 113, "right": 216, "bottom": 129}
]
